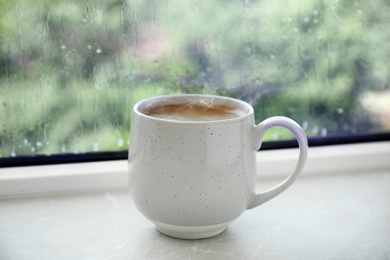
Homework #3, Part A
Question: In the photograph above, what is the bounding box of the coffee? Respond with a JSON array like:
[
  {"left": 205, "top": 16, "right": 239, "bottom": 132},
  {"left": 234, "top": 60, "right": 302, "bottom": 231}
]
[{"left": 143, "top": 103, "right": 246, "bottom": 121}]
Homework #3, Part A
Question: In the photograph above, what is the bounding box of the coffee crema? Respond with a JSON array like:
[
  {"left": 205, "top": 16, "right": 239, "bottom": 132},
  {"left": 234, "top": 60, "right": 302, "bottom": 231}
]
[{"left": 143, "top": 103, "right": 246, "bottom": 121}]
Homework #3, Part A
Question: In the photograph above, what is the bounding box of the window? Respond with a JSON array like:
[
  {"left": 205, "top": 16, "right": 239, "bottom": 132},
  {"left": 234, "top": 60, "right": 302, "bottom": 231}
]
[{"left": 1, "top": 0, "right": 389, "bottom": 167}]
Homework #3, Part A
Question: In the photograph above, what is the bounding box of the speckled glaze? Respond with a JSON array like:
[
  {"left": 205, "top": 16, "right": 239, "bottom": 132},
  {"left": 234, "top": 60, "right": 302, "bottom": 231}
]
[{"left": 128, "top": 94, "right": 308, "bottom": 239}]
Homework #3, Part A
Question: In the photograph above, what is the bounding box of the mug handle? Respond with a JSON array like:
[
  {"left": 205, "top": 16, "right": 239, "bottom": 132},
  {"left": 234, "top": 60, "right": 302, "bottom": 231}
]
[{"left": 247, "top": 116, "right": 308, "bottom": 209}]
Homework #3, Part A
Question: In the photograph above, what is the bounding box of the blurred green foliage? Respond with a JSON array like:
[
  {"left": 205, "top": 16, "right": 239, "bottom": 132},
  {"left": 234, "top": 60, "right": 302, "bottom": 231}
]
[{"left": 0, "top": 0, "right": 389, "bottom": 157}]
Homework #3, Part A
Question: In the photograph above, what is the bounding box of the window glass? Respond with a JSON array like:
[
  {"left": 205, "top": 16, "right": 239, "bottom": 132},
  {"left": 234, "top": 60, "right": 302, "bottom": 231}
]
[{"left": 0, "top": 0, "right": 389, "bottom": 158}]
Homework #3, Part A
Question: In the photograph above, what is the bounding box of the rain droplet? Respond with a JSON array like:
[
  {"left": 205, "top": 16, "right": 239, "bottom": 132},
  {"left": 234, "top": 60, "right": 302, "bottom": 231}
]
[
  {"left": 337, "top": 108, "right": 344, "bottom": 114},
  {"left": 304, "top": 17, "right": 310, "bottom": 23},
  {"left": 357, "top": 9, "right": 363, "bottom": 15},
  {"left": 118, "top": 138, "right": 124, "bottom": 147},
  {"left": 313, "top": 19, "right": 319, "bottom": 24},
  {"left": 11, "top": 151, "right": 17, "bottom": 157},
  {"left": 31, "top": 147, "right": 36, "bottom": 152},
  {"left": 93, "top": 142, "right": 100, "bottom": 151},
  {"left": 302, "top": 121, "right": 308, "bottom": 131},
  {"left": 313, "top": 10, "right": 319, "bottom": 15},
  {"left": 96, "top": 49, "right": 102, "bottom": 54},
  {"left": 244, "top": 46, "right": 252, "bottom": 54},
  {"left": 321, "top": 128, "right": 327, "bottom": 137},
  {"left": 87, "top": 45, "right": 92, "bottom": 50},
  {"left": 61, "top": 45, "right": 66, "bottom": 50},
  {"left": 36, "top": 141, "right": 42, "bottom": 147},
  {"left": 312, "top": 126, "right": 319, "bottom": 135},
  {"left": 61, "top": 145, "right": 67, "bottom": 153}
]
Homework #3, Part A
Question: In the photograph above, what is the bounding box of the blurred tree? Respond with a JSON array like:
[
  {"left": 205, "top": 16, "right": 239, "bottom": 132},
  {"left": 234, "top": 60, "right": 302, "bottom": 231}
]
[
  {"left": 0, "top": 0, "right": 389, "bottom": 157},
  {"left": 147, "top": 0, "right": 390, "bottom": 135}
]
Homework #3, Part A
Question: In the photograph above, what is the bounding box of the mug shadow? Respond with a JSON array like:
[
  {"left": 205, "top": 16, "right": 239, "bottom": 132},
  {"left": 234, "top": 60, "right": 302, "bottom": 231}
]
[{"left": 132, "top": 224, "right": 253, "bottom": 260}]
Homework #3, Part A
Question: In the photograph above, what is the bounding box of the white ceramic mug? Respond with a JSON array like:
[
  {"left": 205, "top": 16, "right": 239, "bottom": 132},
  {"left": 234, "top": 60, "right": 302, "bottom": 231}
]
[{"left": 128, "top": 94, "right": 308, "bottom": 239}]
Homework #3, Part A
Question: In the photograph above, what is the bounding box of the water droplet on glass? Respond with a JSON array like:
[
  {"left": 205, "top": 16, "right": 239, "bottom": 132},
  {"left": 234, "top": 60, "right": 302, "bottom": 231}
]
[
  {"left": 11, "top": 151, "right": 17, "bottom": 157},
  {"left": 254, "top": 79, "right": 262, "bottom": 85},
  {"left": 24, "top": 139, "right": 29, "bottom": 145},
  {"left": 337, "top": 108, "right": 344, "bottom": 114},
  {"left": 313, "top": 19, "right": 319, "bottom": 24},
  {"left": 117, "top": 138, "right": 124, "bottom": 147},
  {"left": 312, "top": 126, "right": 319, "bottom": 135},
  {"left": 357, "top": 9, "right": 363, "bottom": 15},
  {"left": 31, "top": 147, "right": 36, "bottom": 152},
  {"left": 83, "top": 18, "right": 88, "bottom": 23},
  {"left": 61, "top": 45, "right": 66, "bottom": 50},
  {"left": 287, "top": 16, "right": 293, "bottom": 23},
  {"left": 302, "top": 121, "right": 308, "bottom": 131},
  {"left": 304, "top": 17, "right": 310, "bottom": 23},
  {"left": 36, "top": 141, "right": 42, "bottom": 147},
  {"left": 93, "top": 142, "right": 100, "bottom": 151},
  {"left": 313, "top": 10, "right": 319, "bottom": 16},
  {"left": 321, "top": 128, "right": 328, "bottom": 137},
  {"left": 293, "top": 27, "right": 299, "bottom": 33},
  {"left": 61, "top": 144, "right": 67, "bottom": 153},
  {"left": 96, "top": 49, "right": 102, "bottom": 54}
]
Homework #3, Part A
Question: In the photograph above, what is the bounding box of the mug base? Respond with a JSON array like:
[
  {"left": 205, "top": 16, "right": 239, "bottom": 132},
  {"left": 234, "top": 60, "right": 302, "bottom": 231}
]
[{"left": 152, "top": 220, "right": 232, "bottom": 240}]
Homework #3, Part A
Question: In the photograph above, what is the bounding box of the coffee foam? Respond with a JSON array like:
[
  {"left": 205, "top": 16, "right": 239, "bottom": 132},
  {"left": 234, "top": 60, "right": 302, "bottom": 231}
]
[{"left": 143, "top": 103, "right": 246, "bottom": 121}]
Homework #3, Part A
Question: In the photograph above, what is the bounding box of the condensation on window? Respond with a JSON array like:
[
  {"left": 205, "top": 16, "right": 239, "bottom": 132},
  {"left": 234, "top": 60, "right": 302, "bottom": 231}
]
[{"left": 0, "top": 0, "right": 389, "bottom": 157}]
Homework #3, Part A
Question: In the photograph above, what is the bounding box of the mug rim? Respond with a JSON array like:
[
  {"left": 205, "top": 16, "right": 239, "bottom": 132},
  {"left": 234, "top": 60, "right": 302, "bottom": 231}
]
[{"left": 133, "top": 94, "right": 254, "bottom": 124}]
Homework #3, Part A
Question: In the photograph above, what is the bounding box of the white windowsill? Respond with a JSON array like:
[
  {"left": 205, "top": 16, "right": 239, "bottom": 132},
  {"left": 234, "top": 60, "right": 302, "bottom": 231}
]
[
  {"left": 0, "top": 142, "right": 389, "bottom": 259},
  {"left": 0, "top": 141, "right": 389, "bottom": 199}
]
